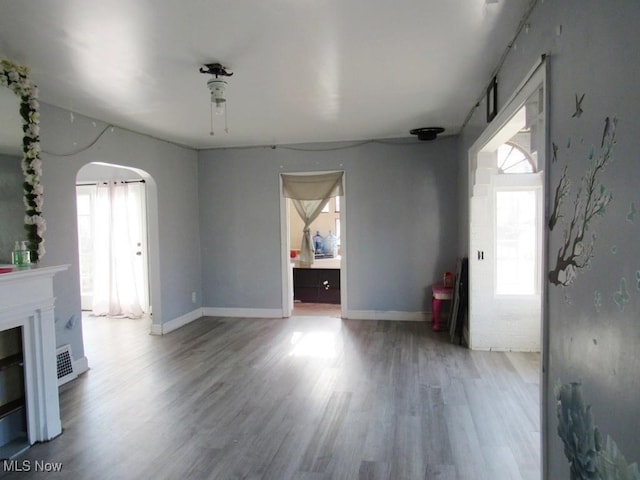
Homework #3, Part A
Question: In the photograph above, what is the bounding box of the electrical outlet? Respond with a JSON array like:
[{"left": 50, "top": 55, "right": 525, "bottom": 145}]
[{"left": 191, "top": 292, "right": 196, "bottom": 303}]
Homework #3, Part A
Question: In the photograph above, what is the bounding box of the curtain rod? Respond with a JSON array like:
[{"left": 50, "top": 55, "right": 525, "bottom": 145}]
[{"left": 76, "top": 179, "right": 146, "bottom": 186}]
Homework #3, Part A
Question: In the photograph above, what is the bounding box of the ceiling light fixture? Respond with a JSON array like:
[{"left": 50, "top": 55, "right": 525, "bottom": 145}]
[
  {"left": 410, "top": 127, "right": 445, "bottom": 141},
  {"left": 199, "top": 63, "right": 233, "bottom": 136}
]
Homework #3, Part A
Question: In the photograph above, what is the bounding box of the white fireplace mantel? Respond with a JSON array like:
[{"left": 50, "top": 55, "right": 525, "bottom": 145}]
[{"left": 0, "top": 264, "right": 69, "bottom": 444}]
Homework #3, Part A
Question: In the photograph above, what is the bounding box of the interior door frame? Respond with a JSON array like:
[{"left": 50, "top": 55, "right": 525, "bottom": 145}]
[
  {"left": 467, "top": 58, "right": 549, "bottom": 477},
  {"left": 75, "top": 161, "right": 161, "bottom": 333},
  {"left": 279, "top": 170, "right": 347, "bottom": 317}
]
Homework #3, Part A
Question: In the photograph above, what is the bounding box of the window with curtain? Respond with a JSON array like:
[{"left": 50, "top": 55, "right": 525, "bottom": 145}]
[{"left": 91, "top": 181, "right": 146, "bottom": 318}]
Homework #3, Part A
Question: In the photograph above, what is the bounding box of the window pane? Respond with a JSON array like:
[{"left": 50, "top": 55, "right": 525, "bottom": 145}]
[
  {"left": 496, "top": 190, "right": 537, "bottom": 294},
  {"left": 497, "top": 143, "right": 534, "bottom": 173},
  {"left": 76, "top": 188, "right": 94, "bottom": 297}
]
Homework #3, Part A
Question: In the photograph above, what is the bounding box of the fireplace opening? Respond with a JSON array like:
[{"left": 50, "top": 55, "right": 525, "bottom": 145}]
[{"left": 0, "top": 326, "right": 28, "bottom": 459}]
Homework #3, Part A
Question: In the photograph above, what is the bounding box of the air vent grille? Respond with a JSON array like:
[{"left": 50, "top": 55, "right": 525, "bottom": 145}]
[{"left": 56, "top": 345, "right": 77, "bottom": 386}]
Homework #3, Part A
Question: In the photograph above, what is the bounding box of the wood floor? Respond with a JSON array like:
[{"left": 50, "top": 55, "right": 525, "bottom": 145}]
[
  {"left": 1, "top": 314, "right": 540, "bottom": 479},
  {"left": 292, "top": 302, "right": 342, "bottom": 317}
]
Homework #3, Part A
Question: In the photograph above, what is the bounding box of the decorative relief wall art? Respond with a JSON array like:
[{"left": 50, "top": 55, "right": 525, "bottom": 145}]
[{"left": 548, "top": 117, "right": 617, "bottom": 287}]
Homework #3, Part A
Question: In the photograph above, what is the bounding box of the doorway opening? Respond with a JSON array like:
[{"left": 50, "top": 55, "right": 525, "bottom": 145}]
[
  {"left": 468, "top": 60, "right": 547, "bottom": 476},
  {"left": 279, "top": 171, "right": 347, "bottom": 318},
  {"left": 75, "top": 162, "right": 160, "bottom": 334},
  {"left": 289, "top": 195, "right": 342, "bottom": 317},
  {"left": 468, "top": 64, "right": 546, "bottom": 351}
]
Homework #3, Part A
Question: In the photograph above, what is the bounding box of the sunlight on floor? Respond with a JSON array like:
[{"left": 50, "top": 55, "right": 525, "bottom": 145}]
[
  {"left": 292, "top": 302, "right": 341, "bottom": 318},
  {"left": 289, "top": 331, "right": 339, "bottom": 358}
]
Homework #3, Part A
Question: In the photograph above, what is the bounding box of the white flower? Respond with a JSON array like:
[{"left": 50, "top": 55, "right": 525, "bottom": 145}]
[
  {"left": 26, "top": 123, "right": 39, "bottom": 137},
  {"left": 32, "top": 163, "right": 42, "bottom": 176},
  {"left": 34, "top": 184, "right": 44, "bottom": 195}
]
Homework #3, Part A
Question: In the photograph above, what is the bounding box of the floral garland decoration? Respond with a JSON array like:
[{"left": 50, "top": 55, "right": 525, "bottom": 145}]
[{"left": 0, "top": 59, "right": 45, "bottom": 262}]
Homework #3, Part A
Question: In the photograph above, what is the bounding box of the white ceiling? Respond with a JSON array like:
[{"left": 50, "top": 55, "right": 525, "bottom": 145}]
[{"left": 0, "top": 0, "right": 532, "bottom": 150}]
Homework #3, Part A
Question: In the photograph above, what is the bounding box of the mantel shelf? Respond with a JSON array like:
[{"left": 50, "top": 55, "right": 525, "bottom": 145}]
[{"left": 0, "top": 264, "right": 70, "bottom": 284}]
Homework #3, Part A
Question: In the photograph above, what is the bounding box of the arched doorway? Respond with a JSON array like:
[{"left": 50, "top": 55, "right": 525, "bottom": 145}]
[{"left": 75, "top": 162, "right": 161, "bottom": 334}]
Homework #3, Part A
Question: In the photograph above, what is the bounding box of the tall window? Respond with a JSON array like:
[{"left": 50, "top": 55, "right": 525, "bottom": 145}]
[
  {"left": 76, "top": 185, "right": 95, "bottom": 305},
  {"left": 495, "top": 189, "right": 538, "bottom": 295}
]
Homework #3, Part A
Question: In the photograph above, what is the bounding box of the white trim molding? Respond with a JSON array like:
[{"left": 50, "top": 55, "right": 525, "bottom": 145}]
[
  {"left": 72, "top": 355, "right": 89, "bottom": 376},
  {"left": 202, "top": 307, "right": 283, "bottom": 319},
  {"left": 150, "top": 308, "right": 204, "bottom": 335},
  {"left": 149, "top": 307, "right": 285, "bottom": 336},
  {"left": 344, "top": 310, "right": 429, "bottom": 322}
]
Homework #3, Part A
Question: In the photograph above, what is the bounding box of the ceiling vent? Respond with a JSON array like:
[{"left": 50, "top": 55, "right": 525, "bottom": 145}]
[{"left": 410, "top": 127, "right": 445, "bottom": 141}]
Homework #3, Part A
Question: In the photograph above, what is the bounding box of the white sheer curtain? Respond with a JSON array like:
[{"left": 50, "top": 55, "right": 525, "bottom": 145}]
[
  {"left": 92, "top": 181, "right": 144, "bottom": 318},
  {"left": 282, "top": 171, "right": 344, "bottom": 266}
]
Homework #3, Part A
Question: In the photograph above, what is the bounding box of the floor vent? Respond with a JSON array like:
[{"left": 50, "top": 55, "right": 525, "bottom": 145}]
[{"left": 56, "top": 345, "right": 78, "bottom": 386}]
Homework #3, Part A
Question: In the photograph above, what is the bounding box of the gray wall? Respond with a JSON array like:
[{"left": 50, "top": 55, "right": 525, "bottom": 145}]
[
  {"left": 76, "top": 162, "right": 143, "bottom": 182},
  {"left": 458, "top": 1, "right": 640, "bottom": 476},
  {"left": 198, "top": 137, "right": 459, "bottom": 314},
  {"left": 0, "top": 154, "right": 23, "bottom": 263},
  {"left": 39, "top": 103, "right": 202, "bottom": 361}
]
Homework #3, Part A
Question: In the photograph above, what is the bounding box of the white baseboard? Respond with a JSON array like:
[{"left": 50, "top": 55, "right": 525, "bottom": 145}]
[
  {"left": 344, "top": 310, "right": 429, "bottom": 321},
  {"left": 149, "top": 323, "right": 163, "bottom": 335},
  {"left": 149, "top": 308, "right": 428, "bottom": 333},
  {"left": 469, "top": 346, "right": 541, "bottom": 353},
  {"left": 73, "top": 355, "right": 89, "bottom": 376},
  {"left": 202, "top": 307, "right": 283, "bottom": 318},
  {"left": 151, "top": 308, "right": 204, "bottom": 335}
]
